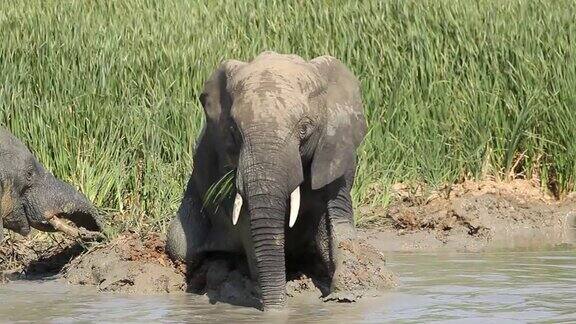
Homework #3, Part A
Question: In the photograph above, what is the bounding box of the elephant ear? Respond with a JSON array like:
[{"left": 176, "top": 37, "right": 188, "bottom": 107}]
[
  {"left": 309, "top": 56, "right": 367, "bottom": 190},
  {"left": 200, "top": 59, "right": 245, "bottom": 123},
  {"left": 194, "top": 60, "right": 245, "bottom": 195}
]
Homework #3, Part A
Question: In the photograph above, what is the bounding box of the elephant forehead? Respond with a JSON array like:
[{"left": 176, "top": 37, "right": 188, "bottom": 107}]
[
  {"left": 0, "top": 129, "right": 32, "bottom": 159},
  {"left": 254, "top": 51, "right": 306, "bottom": 63},
  {"left": 0, "top": 145, "right": 33, "bottom": 170},
  {"left": 231, "top": 93, "right": 299, "bottom": 129},
  {"left": 231, "top": 59, "right": 321, "bottom": 95}
]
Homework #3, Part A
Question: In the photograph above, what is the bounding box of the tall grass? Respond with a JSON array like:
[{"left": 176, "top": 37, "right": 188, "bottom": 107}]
[{"left": 1, "top": 0, "right": 575, "bottom": 233}]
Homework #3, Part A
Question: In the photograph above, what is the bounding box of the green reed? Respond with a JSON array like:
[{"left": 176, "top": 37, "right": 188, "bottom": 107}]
[{"left": 1, "top": 0, "right": 574, "bottom": 233}]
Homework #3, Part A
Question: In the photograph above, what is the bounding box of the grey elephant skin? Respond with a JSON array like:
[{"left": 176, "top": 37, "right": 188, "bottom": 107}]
[
  {"left": 0, "top": 127, "right": 102, "bottom": 242},
  {"left": 167, "top": 52, "right": 367, "bottom": 310}
]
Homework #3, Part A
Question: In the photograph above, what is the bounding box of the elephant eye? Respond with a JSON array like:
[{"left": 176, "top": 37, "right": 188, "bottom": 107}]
[
  {"left": 299, "top": 120, "right": 313, "bottom": 139},
  {"left": 229, "top": 124, "right": 241, "bottom": 146},
  {"left": 20, "top": 168, "right": 34, "bottom": 193},
  {"left": 25, "top": 162, "right": 38, "bottom": 182},
  {"left": 26, "top": 169, "right": 34, "bottom": 182}
]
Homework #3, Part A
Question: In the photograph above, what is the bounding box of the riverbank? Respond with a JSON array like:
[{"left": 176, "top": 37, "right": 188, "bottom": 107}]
[
  {"left": 361, "top": 179, "right": 576, "bottom": 253},
  {"left": 2, "top": 180, "right": 574, "bottom": 306}
]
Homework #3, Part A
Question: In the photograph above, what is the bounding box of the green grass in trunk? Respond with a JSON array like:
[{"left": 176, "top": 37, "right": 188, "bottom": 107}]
[
  {"left": 1, "top": 0, "right": 575, "bottom": 235},
  {"left": 202, "top": 170, "right": 236, "bottom": 214}
]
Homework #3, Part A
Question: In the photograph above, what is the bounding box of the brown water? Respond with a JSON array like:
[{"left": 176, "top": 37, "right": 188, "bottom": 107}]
[{"left": 1, "top": 248, "right": 575, "bottom": 323}]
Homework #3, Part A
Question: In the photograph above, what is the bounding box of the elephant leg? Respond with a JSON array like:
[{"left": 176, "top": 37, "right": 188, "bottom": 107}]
[
  {"left": 167, "top": 194, "right": 242, "bottom": 266},
  {"left": 166, "top": 195, "right": 210, "bottom": 267},
  {"left": 324, "top": 169, "right": 357, "bottom": 293},
  {"left": 314, "top": 209, "right": 336, "bottom": 291}
]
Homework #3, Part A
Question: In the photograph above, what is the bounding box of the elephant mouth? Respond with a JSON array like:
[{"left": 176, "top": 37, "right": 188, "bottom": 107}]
[
  {"left": 21, "top": 209, "right": 105, "bottom": 242},
  {"left": 43, "top": 211, "right": 105, "bottom": 241},
  {"left": 55, "top": 210, "right": 102, "bottom": 233}
]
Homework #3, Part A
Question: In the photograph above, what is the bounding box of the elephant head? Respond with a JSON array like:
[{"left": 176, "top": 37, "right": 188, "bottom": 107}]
[
  {"left": 199, "top": 52, "right": 366, "bottom": 309},
  {"left": 0, "top": 127, "right": 102, "bottom": 242}
]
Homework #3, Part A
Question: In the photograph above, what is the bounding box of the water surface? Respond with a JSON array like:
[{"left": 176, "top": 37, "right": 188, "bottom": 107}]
[{"left": 1, "top": 249, "right": 575, "bottom": 323}]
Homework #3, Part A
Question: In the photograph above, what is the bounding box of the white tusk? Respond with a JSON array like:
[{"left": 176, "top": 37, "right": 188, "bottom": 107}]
[
  {"left": 289, "top": 186, "right": 300, "bottom": 228},
  {"left": 232, "top": 193, "right": 243, "bottom": 225}
]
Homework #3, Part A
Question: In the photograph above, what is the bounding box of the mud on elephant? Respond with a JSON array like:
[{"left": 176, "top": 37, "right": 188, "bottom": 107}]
[
  {"left": 167, "top": 51, "right": 367, "bottom": 310},
  {"left": 0, "top": 128, "right": 103, "bottom": 242}
]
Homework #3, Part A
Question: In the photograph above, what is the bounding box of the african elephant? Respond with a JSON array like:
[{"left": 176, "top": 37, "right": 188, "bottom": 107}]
[
  {"left": 0, "top": 127, "right": 102, "bottom": 242},
  {"left": 167, "top": 51, "right": 367, "bottom": 310}
]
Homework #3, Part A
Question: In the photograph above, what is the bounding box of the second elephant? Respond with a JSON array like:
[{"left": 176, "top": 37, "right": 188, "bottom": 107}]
[
  {"left": 167, "top": 51, "right": 367, "bottom": 310},
  {"left": 0, "top": 127, "right": 102, "bottom": 242}
]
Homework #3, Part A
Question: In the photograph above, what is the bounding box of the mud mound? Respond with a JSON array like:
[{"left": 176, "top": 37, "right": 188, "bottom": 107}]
[
  {"left": 336, "top": 239, "right": 398, "bottom": 293},
  {"left": 362, "top": 180, "right": 576, "bottom": 252},
  {"left": 1, "top": 233, "right": 85, "bottom": 277},
  {"left": 186, "top": 256, "right": 260, "bottom": 307},
  {"left": 1, "top": 234, "right": 52, "bottom": 273},
  {"left": 187, "top": 239, "right": 398, "bottom": 307},
  {"left": 3, "top": 229, "right": 396, "bottom": 305},
  {"left": 62, "top": 232, "right": 186, "bottom": 294}
]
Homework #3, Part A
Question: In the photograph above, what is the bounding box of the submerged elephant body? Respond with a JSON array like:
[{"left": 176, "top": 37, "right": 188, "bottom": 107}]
[
  {"left": 0, "top": 128, "right": 102, "bottom": 241},
  {"left": 167, "top": 52, "right": 366, "bottom": 310}
]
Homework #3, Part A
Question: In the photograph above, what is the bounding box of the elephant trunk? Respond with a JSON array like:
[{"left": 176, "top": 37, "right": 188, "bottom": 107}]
[
  {"left": 247, "top": 189, "right": 287, "bottom": 309},
  {"left": 237, "top": 135, "right": 303, "bottom": 310},
  {"left": 24, "top": 170, "right": 102, "bottom": 233}
]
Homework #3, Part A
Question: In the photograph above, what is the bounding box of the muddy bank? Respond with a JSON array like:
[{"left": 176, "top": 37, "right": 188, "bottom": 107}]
[
  {"left": 2, "top": 231, "right": 397, "bottom": 306},
  {"left": 360, "top": 180, "right": 576, "bottom": 253},
  {"left": 1, "top": 232, "right": 188, "bottom": 293},
  {"left": 62, "top": 233, "right": 187, "bottom": 294},
  {"left": 0, "top": 233, "right": 86, "bottom": 278},
  {"left": 185, "top": 238, "right": 397, "bottom": 307},
  {"left": 2, "top": 179, "right": 574, "bottom": 304},
  {"left": 60, "top": 233, "right": 396, "bottom": 306}
]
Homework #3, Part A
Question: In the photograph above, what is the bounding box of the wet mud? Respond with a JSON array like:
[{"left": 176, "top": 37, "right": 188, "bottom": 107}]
[
  {"left": 1, "top": 180, "right": 574, "bottom": 307},
  {"left": 361, "top": 180, "right": 576, "bottom": 252},
  {"left": 62, "top": 233, "right": 186, "bottom": 294},
  {"left": 1, "top": 232, "right": 397, "bottom": 307},
  {"left": 184, "top": 238, "right": 398, "bottom": 307},
  {"left": 1, "top": 234, "right": 85, "bottom": 278},
  {"left": 1, "top": 231, "right": 397, "bottom": 307}
]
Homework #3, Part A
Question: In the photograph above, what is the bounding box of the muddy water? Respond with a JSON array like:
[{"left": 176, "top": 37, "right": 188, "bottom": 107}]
[{"left": 1, "top": 249, "right": 575, "bottom": 323}]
